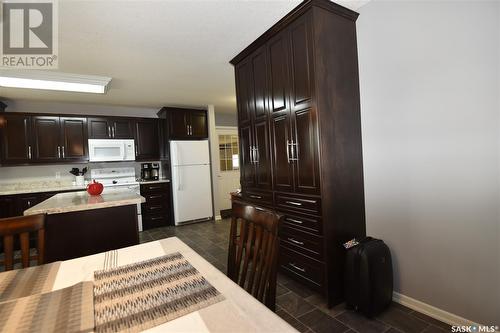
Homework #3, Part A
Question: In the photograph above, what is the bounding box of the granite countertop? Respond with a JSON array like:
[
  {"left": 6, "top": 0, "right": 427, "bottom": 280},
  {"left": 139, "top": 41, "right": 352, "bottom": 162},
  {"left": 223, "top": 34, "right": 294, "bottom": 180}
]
[
  {"left": 24, "top": 189, "right": 145, "bottom": 216},
  {"left": 0, "top": 181, "right": 87, "bottom": 196}
]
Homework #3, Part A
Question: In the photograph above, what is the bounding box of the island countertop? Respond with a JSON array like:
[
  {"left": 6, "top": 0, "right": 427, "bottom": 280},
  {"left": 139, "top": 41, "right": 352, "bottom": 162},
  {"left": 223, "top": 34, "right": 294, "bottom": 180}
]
[{"left": 24, "top": 189, "right": 145, "bottom": 216}]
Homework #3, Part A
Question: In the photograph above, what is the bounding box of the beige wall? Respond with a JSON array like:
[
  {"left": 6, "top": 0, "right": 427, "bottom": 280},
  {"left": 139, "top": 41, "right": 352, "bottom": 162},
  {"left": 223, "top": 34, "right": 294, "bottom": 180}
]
[{"left": 358, "top": 0, "right": 499, "bottom": 324}]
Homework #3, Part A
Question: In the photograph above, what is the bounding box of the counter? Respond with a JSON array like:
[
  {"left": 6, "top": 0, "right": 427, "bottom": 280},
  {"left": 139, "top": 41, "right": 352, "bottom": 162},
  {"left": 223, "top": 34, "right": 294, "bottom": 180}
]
[
  {"left": 0, "top": 181, "right": 86, "bottom": 196},
  {"left": 22, "top": 188, "right": 145, "bottom": 263},
  {"left": 23, "top": 189, "right": 145, "bottom": 216}
]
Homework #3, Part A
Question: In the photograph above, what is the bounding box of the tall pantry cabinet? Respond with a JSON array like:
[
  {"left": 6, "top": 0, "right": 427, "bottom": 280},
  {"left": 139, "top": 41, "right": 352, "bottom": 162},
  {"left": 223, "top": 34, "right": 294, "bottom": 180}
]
[{"left": 230, "top": 0, "right": 366, "bottom": 306}]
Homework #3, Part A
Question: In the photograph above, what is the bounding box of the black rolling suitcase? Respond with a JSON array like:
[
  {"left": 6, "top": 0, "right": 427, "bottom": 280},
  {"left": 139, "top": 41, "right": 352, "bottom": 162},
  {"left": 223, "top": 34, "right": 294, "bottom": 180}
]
[{"left": 344, "top": 237, "right": 393, "bottom": 317}]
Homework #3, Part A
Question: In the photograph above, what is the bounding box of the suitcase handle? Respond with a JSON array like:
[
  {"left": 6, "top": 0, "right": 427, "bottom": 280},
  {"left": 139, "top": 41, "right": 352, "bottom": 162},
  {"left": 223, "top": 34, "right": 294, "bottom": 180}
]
[{"left": 289, "top": 263, "right": 306, "bottom": 272}]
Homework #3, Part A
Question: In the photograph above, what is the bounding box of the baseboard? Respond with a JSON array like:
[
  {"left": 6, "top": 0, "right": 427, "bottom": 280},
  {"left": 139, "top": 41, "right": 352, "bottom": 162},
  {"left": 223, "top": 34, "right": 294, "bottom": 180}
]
[
  {"left": 393, "top": 291, "right": 483, "bottom": 327},
  {"left": 214, "top": 215, "right": 222, "bottom": 221}
]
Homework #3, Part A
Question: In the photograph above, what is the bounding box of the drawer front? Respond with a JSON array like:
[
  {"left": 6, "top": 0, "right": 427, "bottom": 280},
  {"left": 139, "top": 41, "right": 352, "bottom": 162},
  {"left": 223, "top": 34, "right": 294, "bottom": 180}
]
[
  {"left": 275, "top": 193, "right": 321, "bottom": 215},
  {"left": 279, "top": 246, "right": 324, "bottom": 289},
  {"left": 280, "top": 225, "right": 323, "bottom": 260},
  {"left": 142, "top": 203, "right": 167, "bottom": 216},
  {"left": 239, "top": 190, "right": 273, "bottom": 207},
  {"left": 143, "top": 192, "right": 169, "bottom": 204},
  {"left": 142, "top": 214, "right": 169, "bottom": 230},
  {"left": 280, "top": 212, "right": 322, "bottom": 235},
  {"left": 140, "top": 182, "right": 169, "bottom": 193}
]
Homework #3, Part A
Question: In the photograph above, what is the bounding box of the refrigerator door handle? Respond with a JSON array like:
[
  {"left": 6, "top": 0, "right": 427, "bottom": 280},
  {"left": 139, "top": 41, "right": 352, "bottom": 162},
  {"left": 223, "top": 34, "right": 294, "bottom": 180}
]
[{"left": 177, "top": 167, "right": 181, "bottom": 191}]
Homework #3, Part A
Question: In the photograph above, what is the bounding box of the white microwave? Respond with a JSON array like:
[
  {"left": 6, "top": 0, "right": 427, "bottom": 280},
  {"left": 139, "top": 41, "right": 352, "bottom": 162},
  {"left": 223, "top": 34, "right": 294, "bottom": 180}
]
[{"left": 88, "top": 139, "right": 136, "bottom": 162}]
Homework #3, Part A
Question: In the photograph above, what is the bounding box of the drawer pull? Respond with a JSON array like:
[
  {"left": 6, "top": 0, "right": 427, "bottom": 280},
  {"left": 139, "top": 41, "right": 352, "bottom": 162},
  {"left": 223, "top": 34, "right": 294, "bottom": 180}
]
[
  {"left": 249, "top": 195, "right": 262, "bottom": 199},
  {"left": 288, "top": 238, "right": 304, "bottom": 245},
  {"left": 148, "top": 186, "right": 162, "bottom": 191},
  {"left": 286, "top": 201, "right": 302, "bottom": 206},
  {"left": 151, "top": 216, "right": 163, "bottom": 221},
  {"left": 148, "top": 195, "right": 162, "bottom": 199},
  {"left": 289, "top": 263, "right": 306, "bottom": 272},
  {"left": 149, "top": 206, "right": 162, "bottom": 210},
  {"left": 286, "top": 218, "right": 303, "bottom": 224}
]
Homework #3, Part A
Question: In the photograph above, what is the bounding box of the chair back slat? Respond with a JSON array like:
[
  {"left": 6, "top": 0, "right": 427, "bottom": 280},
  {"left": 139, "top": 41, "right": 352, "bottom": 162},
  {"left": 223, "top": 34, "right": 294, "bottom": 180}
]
[
  {"left": 20, "top": 232, "right": 30, "bottom": 268},
  {"left": 4, "top": 235, "right": 14, "bottom": 271},
  {"left": 227, "top": 200, "right": 282, "bottom": 310},
  {"left": 0, "top": 214, "right": 46, "bottom": 271}
]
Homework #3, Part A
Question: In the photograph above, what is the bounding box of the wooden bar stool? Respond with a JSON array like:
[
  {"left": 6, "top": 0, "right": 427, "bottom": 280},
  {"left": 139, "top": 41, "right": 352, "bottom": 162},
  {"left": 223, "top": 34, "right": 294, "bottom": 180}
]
[
  {"left": 227, "top": 200, "right": 283, "bottom": 310},
  {"left": 0, "top": 214, "right": 46, "bottom": 271}
]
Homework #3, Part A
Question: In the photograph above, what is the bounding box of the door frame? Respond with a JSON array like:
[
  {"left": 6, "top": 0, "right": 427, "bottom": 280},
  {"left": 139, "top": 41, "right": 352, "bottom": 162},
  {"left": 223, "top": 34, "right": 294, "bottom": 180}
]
[{"left": 214, "top": 126, "right": 239, "bottom": 220}]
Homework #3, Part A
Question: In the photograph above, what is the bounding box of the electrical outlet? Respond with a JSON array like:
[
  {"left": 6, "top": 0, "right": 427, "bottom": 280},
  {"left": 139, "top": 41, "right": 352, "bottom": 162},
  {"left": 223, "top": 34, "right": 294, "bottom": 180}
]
[{"left": 55, "top": 172, "right": 61, "bottom": 179}]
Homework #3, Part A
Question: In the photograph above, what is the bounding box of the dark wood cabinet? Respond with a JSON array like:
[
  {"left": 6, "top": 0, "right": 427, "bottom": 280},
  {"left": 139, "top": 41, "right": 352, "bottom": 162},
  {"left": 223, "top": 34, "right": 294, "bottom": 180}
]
[
  {"left": 231, "top": 0, "right": 366, "bottom": 306},
  {"left": 0, "top": 196, "right": 15, "bottom": 218},
  {"left": 32, "top": 116, "right": 61, "bottom": 162},
  {"left": 1, "top": 114, "right": 87, "bottom": 164},
  {"left": 158, "top": 107, "right": 208, "bottom": 140},
  {"left": 32, "top": 115, "right": 87, "bottom": 163},
  {"left": 235, "top": 46, "right": 273, "bottom": 191},
  {"left": 0, "top": 114, "right": 32, "bottom": 164},
  {"left": 134, "top": 119, "right": 160, "bottom": 161},
  {"left": 88, "top": 117, "right": 133, "bottom": 139},
  {"left": 60, "top": 117, "right": 88, "bottom": 161},
  {"left": 140, "top": 182, "right": 171, "bottom": 229}
]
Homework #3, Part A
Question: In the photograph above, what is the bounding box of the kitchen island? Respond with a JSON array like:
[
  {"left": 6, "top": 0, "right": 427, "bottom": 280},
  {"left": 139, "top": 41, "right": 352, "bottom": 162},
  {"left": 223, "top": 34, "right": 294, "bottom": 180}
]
[{"left": 24, "top": 189, "right": 145, "bottom": 262}]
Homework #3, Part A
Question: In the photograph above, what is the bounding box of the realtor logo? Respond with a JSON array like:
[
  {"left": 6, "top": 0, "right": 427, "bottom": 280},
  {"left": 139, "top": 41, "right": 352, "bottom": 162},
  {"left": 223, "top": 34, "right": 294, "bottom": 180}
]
[{"left": 1, "top": 0, "right": 58, "bottom": 68}]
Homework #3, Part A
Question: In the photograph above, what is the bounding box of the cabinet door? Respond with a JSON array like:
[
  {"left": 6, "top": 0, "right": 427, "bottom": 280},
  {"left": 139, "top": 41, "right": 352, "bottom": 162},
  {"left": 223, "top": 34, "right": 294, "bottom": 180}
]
[
  {"left": 88, "top": 117, "right": 111, "bottom": 139},
  {"left": 0, "top": 196, "right": 15, "bottom": 218},
  {"left": 112, "top": 118, "right": 133, "bottom": 139},
  {"left": 32, "top": 116, "right": 61, "bottom": 162},
  {"left": 135, "top": 119, "right": 159, "bottom": 160},
  {"left": 292, "top": 108, "right": 320, "bottom": 195},
  {"left": 15, "top": 194, "right": 43, "bottom": 215},
  {"left": 239, "top": 124, "right": 255, "bottom": 188},
  {"left": 60, "top": 117, "right": 88, "bottom": 161},
  {"left": 169, "top": 109, "right": 189, "bottom": 139},
  {"left": 267, "top": 31, "right": 291, "bottom": 116},
  {"left": 189, "top": 110, "right": 208, "bottom": 138},
  {"left": 0, "top": 114, "right": 32, "bottom": 164},
  {"left": 254, "top": 119, "right": 272, "bottom": 189},
  {"left": 235, "top": 60, "right": 252, "bottom": 126},
  {"left": 289, "top": 13, "right": 314, "bottom": 111},
  {"left": 271, "top": 114, "right": 294, "bottom": 192},
  {"left": 251, "top": 47, "right": 268, "bottom": 121}
]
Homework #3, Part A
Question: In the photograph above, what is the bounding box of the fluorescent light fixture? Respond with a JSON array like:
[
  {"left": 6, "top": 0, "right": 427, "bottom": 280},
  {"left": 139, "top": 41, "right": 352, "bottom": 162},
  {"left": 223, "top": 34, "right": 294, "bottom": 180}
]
[{"left": 0, "top": 70, "right": 112, "bottom": 94}]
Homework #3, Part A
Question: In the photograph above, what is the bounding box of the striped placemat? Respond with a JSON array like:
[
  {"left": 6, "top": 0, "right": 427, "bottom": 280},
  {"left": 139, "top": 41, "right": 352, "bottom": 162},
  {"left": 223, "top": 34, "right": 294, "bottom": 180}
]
[
  {"left": 0, "top": 281, "right": 94, "bottom": 333},
  {"left": 0, "top": 261, "right": 61, "bottom": 302},
  {"left": 93, "top": 252, "right": 225, "bottom": 333}
]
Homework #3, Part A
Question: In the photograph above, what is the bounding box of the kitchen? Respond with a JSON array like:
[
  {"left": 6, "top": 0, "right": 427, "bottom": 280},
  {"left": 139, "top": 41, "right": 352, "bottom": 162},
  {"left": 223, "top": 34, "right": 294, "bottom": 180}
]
[{"left": 0, "top": 106, "right": 215, "bottom": 259}]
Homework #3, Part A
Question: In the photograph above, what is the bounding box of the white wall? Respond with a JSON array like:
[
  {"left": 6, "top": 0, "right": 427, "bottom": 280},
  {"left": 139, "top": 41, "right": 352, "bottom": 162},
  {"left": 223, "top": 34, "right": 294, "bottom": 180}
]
[{"left": 358, "top": 0, "right": 499, "bottom": 324}]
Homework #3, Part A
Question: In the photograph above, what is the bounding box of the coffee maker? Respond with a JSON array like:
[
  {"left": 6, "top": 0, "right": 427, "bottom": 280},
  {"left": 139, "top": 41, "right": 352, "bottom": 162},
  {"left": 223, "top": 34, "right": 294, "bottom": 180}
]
[
  {"left": 141, "top": 163, "right": 160, "bottom": 181},
  {"left": 150, "top": 163, "right": 160, "bottom": 181},
  {"left": 141, "top": 163, "right": 152, "bottom": 180}
]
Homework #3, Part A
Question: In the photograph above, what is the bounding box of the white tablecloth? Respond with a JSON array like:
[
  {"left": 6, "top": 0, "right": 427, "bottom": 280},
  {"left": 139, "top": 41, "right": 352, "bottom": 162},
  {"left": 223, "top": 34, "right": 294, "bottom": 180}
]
[{"left": 53, "top": 237, "right": 296, "bottom": 332}]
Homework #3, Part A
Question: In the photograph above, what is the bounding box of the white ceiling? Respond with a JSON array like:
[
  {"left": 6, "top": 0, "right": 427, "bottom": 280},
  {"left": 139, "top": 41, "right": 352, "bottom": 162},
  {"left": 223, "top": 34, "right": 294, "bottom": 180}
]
[{"left": 0, "top": 0, "right": 369, "bottom": 114}]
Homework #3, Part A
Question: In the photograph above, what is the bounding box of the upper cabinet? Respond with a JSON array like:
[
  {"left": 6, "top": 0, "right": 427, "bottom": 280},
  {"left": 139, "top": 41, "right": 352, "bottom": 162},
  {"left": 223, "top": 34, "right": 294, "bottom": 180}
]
[
  {"left": 0, "top": 114, "right": 32, "bottom": 164},
  {"left": 134, "top": 119, "right": 160, "bottom": 161},
  {"left": 158, "top": 107, "right": 208, "bottom": 140},
  {"left": 1, "top": 113, "right": 87, "bottom": 165},
  {"left": 88, "top": 117, "right": 133, "bottom": 139}
]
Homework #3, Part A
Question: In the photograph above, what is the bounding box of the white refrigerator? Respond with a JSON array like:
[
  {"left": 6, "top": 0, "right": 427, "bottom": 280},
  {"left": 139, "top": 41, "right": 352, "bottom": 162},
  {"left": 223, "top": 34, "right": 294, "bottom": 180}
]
[{"left": 170, "top": 140, "right": 213, "bottom": 225}]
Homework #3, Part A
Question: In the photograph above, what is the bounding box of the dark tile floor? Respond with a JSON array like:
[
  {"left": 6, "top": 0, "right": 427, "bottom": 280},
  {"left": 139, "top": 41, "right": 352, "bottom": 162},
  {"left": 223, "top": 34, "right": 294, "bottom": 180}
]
[{"left": 140, "top": 219, "right": 451, "bottom": 333}]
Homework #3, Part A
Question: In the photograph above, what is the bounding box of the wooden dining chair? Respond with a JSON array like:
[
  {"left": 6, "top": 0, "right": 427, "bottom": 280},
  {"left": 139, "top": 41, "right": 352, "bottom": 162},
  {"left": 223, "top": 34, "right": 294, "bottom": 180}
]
[
  {"left": 227, "top": 200, "right": 283, "bottom": 310},
  {"left": 0, "top": 214, "right": 46, "bottom": 271}
]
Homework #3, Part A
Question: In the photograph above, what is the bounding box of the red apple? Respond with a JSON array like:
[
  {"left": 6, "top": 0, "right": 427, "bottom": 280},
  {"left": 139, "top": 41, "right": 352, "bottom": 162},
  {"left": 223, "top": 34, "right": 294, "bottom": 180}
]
[{"left": 87, "top": 180, "right": 104, "bottom": 196}]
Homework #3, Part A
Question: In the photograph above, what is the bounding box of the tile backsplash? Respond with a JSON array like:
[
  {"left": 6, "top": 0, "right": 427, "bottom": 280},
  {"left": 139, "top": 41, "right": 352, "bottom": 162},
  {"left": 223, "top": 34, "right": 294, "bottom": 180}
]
[{"left": 0, "top": 161, "right": 167, "bottom": 185}]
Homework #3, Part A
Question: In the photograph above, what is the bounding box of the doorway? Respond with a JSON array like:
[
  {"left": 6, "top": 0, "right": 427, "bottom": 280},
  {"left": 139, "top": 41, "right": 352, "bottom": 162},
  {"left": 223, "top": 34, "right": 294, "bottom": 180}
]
[{"left": 215, "top": 126, "right": 240, "bottom": 218}]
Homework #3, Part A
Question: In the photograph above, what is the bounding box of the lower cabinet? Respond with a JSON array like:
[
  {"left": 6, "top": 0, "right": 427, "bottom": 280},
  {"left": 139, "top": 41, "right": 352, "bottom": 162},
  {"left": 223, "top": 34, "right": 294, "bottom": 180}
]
[
  {"left": 0, "top": 190, "right": 80, "bottom": 218},
  {"left": 140, "top": 182, "right": 171, "bottom": 230}
]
